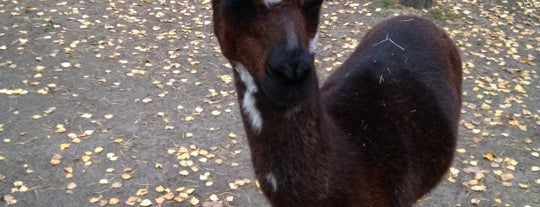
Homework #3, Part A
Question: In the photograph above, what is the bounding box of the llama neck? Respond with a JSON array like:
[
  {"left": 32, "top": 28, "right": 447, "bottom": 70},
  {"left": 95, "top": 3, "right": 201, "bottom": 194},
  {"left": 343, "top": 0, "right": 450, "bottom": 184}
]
[
  {"left": 250, "top": 97, "right": 334, "bottom": 199},
  {"left": 232, "top": 63, "right": 338, "bottom": 203}
]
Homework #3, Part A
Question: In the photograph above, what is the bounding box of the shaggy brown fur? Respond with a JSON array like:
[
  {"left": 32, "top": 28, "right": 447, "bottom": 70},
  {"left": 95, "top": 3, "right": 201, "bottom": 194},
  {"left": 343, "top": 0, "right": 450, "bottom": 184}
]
[{"left": 212, "top": 0, "right": 462, "bottom": 206}]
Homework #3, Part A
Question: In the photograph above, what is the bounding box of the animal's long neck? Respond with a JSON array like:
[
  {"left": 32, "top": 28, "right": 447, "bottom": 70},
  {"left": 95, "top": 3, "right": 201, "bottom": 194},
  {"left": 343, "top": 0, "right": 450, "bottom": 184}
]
[
  {"left": 251, "top": 96, "right": 336, "bottom": 204},
  {"left": 250, "top": 95, "right": 330, "bottom": 169},
  {"left": 232, "top": 63, "right": 340, "bottom": 205}
]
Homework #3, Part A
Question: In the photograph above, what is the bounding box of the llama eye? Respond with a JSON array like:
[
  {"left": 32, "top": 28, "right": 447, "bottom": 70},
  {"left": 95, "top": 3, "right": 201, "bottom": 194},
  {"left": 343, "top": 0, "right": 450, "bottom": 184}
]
[{"left": 223, "top": 0, "right": 258, "bottom": 26}]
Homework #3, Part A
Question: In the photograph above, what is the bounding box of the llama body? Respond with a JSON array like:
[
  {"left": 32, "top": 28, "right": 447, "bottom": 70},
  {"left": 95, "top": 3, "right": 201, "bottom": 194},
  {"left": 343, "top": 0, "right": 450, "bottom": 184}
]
[{"left": 212, "top": 0, "right": 462, "bottom": 206}]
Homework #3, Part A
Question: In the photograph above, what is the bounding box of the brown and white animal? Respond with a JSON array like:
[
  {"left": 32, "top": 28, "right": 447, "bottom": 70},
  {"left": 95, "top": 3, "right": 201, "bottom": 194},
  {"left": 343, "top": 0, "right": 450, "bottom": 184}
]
[{"left": 211, "top": 0, "right": 462, "bottom": 206}]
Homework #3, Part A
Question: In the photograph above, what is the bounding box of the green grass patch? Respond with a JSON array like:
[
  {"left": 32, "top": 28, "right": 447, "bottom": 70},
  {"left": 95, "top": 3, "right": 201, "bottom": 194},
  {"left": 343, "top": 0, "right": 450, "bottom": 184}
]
[
  {"left": 427, "top": 6, "right": 458, "bottom": 21},
  {"left": 380, "top": 0, "right": 403, "bottom": 9}
]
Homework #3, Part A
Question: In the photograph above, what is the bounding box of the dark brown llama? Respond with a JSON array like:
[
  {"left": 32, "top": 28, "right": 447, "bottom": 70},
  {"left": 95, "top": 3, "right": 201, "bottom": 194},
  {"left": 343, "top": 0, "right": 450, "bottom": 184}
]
[{"left": 211, "top": 0, "right": 462, "bottom": 206}]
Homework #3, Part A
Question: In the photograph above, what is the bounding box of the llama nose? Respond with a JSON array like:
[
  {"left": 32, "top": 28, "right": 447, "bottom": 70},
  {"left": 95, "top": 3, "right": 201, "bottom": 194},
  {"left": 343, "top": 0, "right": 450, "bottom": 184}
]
[{"left": 266, "top": 47, "right": 314, "bottom": 82}]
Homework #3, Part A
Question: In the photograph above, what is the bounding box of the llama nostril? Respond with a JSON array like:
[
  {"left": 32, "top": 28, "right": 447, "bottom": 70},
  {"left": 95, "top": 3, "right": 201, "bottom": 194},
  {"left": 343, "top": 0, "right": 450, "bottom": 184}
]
[{"left": 266, "top": 47, "right": 314, "bottom": 82}]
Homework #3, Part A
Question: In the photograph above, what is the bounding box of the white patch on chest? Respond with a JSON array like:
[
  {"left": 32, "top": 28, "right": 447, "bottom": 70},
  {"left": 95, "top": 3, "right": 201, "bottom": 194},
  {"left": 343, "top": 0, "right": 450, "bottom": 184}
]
[
  {"left": 263, "top": 0, "right": 282, "bottom": 7},
  {"left": 233, "top": 62, "right": 263, "bottom": 134},
  {"left": 265, "top": 172, "right": 278, "bottom": 192}
]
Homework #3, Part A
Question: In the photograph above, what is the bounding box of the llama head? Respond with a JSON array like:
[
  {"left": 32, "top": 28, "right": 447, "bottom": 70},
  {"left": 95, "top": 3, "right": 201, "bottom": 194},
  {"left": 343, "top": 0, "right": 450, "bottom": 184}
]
[{"left": 212, "top": 0, "right": 323, "bottom": 109}]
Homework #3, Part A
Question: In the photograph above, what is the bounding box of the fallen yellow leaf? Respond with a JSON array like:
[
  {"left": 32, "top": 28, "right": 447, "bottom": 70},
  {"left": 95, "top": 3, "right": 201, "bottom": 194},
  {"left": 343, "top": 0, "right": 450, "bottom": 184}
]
[
  {"left": 94, "top": 147, "right": 104, "bottom": 153},
  {"left": 136, "top": 188, "right": 148, "bottom": 196},
  {"left": 50, "top": 154, "right": 62, "bottom": 165},
  {"left": 210, "top": 194, "right": 219, "bottom": 201},
  {"left": 163, "top": 192, "right": 174, "bottom": 200},
  {"left": 174, "top": 196, "right": 185, "bottom": 203},
  {"left": 60, "top": 143, "right": 71, "bottom": 151},
  {"left": 63, "top": 167, "right": 73, "bottom": 173},
  {"left": 155, "top": 185, "right": 165, "bottom": 193},
  {"left": 518, "top": 183, "right": 529, "bottom": 189},
  {"left": 470, "top": 185, "right": 487, "bottom": 191},
  {"left": 121, "top": 173, "right": 131, "bottom": 180},
  {"left": 66, "top": 182, "right": 77, "bottom": 190},
  {"left": 139, "top": 199, "right": 152, "bottom": 206},
  {"left": 155, "top": 197, "right": 166, "bottom": 204},
  {"left": 500, "top": 173, "right": 514, "bottom": 181},
  {"left": 220, "top": 75, "right": 232, "bottom": 83},
  {"left": 514, "top": 84, "right": 526, "bottom": 93},
  {"left": 483, "top": 152, "right": 496, "bottom": 161},
  {"left": 35, "top": 65, "right": 45, "bottom": 71},
  {"left": 131, "top": 69, "right": 146, "bottom": 75},
  {"left": 109, "top": 197, "right": 120, "bottom": 205},
  {"left": 55, "top": 124, "right": 67, "bottom": 133},
  {"left": 11, "top": 88, "right": 28, "bottom": 95},
  {"left": 189, "top": 196, "right": 199, "bottom": 205},
  {"left": 126, "top": 196, "right": 139, "bottom": 205},
  {"left": 470, "top": 198, "right": 481, "bottom": 205}
]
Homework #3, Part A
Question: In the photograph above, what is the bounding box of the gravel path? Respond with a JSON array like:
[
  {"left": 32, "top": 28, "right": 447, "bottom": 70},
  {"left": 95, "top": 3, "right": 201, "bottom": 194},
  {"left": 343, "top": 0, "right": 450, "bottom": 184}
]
[{"left": 0, "top": 0, "right": 538, "bottom": 206}]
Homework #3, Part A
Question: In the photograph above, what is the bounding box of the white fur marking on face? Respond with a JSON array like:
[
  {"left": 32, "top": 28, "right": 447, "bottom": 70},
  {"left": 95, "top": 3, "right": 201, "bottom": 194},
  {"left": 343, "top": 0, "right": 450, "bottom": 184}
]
[
  {"left": 309, "top": 31, "right": 319, "bottom": 53},
  {"left": 233, "top": 62, "right": 263, "bottom": 134},
  {"left": 265, "top": 172, "right": 278, "bottom": 192},
  {"left": 264, "top": 0, "right": 282, "bottom": 7}
]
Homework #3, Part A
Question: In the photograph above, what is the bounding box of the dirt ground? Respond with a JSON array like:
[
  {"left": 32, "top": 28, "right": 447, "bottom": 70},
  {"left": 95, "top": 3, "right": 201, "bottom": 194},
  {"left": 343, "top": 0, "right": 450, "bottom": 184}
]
[{"left": 0, "top": 0, "right": 538, "bottom": 206}]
